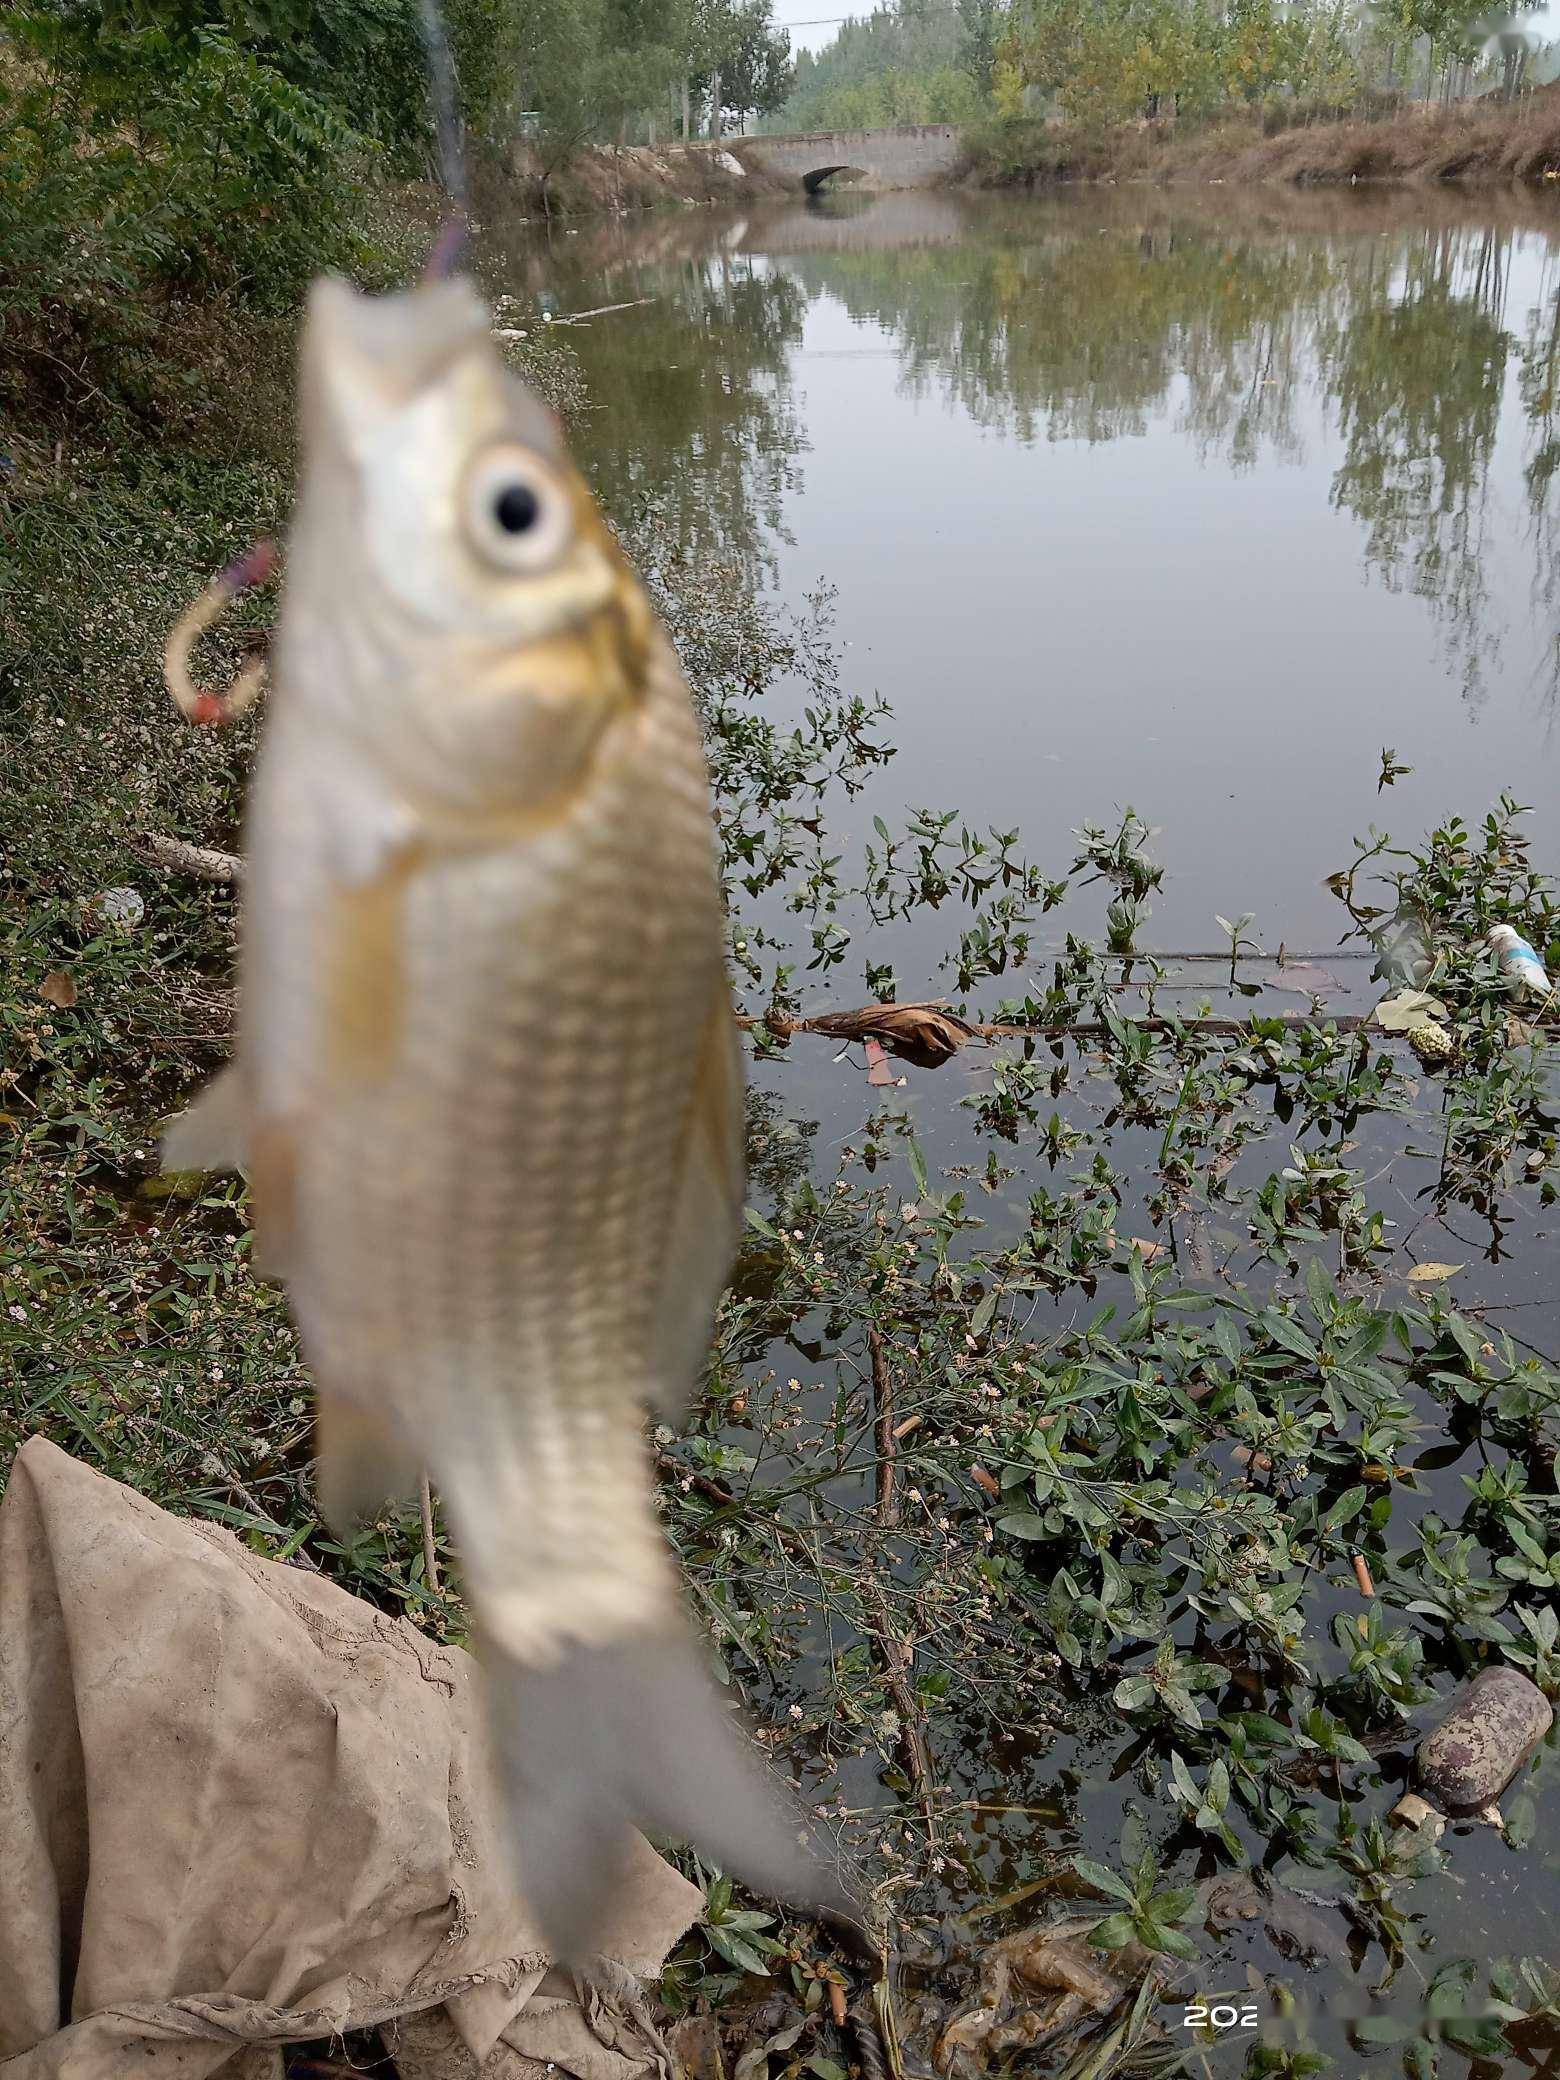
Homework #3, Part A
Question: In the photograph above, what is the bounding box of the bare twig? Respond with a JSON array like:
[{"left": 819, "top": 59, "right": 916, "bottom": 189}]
[
  {"left": 554, "top": 296, "right": 657, "bottom": 323},
  {"left": 868, "top": 1326, "right": 898, "bottom": 1527},
  {"left": 419, "top": 1473, "right": 441, "bottom": 1594},
  {"left": 858, "top": 1570, "right": 940, "bottom": 1843}
]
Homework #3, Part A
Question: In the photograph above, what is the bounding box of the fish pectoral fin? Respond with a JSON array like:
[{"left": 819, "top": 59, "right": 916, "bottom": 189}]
[
  {"left": 650, "top": 981, "right": 745, "bottom": 1420},
  {"left": 314, "top": 1387, "right": 423, "bottom": 1538},
  {"left": 161, "top": 1065, "right": 248, "bottom": 1174}
]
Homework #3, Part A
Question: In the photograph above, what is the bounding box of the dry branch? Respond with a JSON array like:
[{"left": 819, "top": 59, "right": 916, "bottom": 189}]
[
  {"left": 859, "top": 1571, "right": 940, "bottom": 1842},
  {"left": 868, "top": 1326, "right": 898, "bottom": 1527},
  {"left": 419, "top": 1473, "right": 441, "bottom": 1595},
  {"left": 141, "top": 833, "right": 244, "bottom": 883}
]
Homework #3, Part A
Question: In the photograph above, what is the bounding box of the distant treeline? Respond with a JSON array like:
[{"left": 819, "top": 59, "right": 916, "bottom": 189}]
[{"left": 770, "top": 0, "right": 1552, "bottom": 139}]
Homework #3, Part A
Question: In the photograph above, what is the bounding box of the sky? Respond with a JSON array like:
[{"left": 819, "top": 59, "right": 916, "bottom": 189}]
[{"left": 771, "top": 2, "right": 865, "bottom": 56}]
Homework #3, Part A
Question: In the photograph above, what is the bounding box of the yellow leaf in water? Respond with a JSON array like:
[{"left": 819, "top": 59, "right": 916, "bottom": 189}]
[
  {"left": 1406, "top": 1261, "right": 1465, "bottom": 1284},
  {"left": 38, "top": 970, "right": 77, "bottom": 1009}
]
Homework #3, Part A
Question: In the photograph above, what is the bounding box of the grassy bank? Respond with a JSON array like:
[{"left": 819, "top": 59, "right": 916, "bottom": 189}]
[{"left": 964, "top": 82, "right": 1560, "bottom": 189}]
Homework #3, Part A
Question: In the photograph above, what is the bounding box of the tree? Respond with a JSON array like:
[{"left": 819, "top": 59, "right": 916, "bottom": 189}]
[
  {"left": 957, "top": 0, "right": 1006, "bottom": 94},
  {"left": 718, "top": 0, "right": 793, "bottom": 130}
]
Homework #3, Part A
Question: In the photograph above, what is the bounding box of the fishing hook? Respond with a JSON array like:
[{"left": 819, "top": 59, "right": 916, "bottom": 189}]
[{"left": 164, "top": 539, "right": 277, "bottom": 727}]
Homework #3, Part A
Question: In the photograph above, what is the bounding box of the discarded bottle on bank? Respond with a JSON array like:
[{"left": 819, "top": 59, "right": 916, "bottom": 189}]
[{"left": 1487, "top": 924, "right": 1552, "bottom": 1001}]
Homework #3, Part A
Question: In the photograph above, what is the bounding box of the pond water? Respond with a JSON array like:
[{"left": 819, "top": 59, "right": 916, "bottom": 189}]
[
  {"left": 490, "top": 188, "right": 1560, "bottom": 2072},
  {"left": 505, "top": 184, "right": 1560, "bottom": 962}
]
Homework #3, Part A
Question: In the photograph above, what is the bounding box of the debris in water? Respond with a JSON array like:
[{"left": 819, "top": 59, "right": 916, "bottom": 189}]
[
  {"left": 96, "top": 886, "right": 145, "bottom": 929},
  {"left": 1388, "top": 1793, "right": 1446, "bottom": 1841},
  {"left": 1263, "top": 962, "right": 1345, "bottom": 997},
  {"left": 1373, "top": 986, "right": 1450, "bottom": 1034},
  {"left": 932, "top": 1916, "right": 1150, "bottom": 2076},
  {"left": 1201, "top": 1872, "right": 1345, "bottom": 1965},
  {"left": 1409, "top": 1019, "right": 1454, "bottom": 1065},
  {"left": 1488, "top": 924, "right": 1552, "bottom": 1002},
  {"left": 1415, "top": 1666, "right": 1553, "bottom": 1813},
  {"left": 802, "top": 1000, "right": 977, "bottom": 1067}
]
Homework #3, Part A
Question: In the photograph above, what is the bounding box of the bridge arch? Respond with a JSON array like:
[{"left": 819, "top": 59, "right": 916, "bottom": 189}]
[
  {"left": 802, "top": 163, "right": 866, "bottom": 193},
  {"left": 735, "top": 124, "right": 963, "bottom": 193}
]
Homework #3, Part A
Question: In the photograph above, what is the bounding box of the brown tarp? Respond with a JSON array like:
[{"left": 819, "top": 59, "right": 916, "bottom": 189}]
[{"left": 0, "top": 1438, "right": 703, "bottom": 2079}]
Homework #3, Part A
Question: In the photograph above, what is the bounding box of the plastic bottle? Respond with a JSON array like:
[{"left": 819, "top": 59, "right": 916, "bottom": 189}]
[{"left": 1487, "top": 924, "right": 1552, "bottom": 1000}]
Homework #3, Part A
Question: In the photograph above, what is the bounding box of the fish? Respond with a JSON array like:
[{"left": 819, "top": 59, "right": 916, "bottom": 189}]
[{"left": 161, "top": 269, "right": 844, "bottom": 1961}]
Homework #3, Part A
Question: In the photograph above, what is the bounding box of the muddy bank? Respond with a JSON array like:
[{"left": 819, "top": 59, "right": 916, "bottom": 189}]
[
  {"left": 966, "top": 83, "right": 1560, "bottom": 190},
  {"left": 472, "top": 137, "right": 788, "bottom": 222}
]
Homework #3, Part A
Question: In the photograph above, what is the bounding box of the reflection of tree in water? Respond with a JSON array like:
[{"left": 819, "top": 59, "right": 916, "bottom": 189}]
[
  {"left": 1515, "top": 247, "right": 1560, "bottom": 713},
  {"left": 776, "top": 204, "right": 1556, "bottom": 710},
  {"left": 781, "top": 221, "right": 1356, "bottom": 461},
  {"left": 482, "top": 229, "right": 810, "bottom": 584},
  {"left": 490, "top": 194, "right": 1560, "bottom": 709},
  {"left": 1322, "top": 227, "right": 1512, "bottom": 712}
]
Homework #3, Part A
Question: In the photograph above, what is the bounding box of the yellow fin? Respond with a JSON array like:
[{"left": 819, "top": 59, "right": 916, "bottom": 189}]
[{"left": 322, "top": 863, "right": 415, "bottom": 1086}]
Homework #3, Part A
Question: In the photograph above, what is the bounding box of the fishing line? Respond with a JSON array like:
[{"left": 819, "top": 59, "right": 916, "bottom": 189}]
[{"left": 418, "top": 0, "right": 470, "bottom": 234}]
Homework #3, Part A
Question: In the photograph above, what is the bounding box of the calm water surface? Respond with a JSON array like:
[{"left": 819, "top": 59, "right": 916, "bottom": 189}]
[
  {"left": 494, "top": 188, "right": 1560, "bottom": 2062},
  {"left": 506, "top": 185, "right": 1560, "bottom": 960}
]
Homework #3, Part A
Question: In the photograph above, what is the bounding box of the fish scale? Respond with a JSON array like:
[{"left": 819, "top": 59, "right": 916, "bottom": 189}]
[{"left": 163, "top": 267, "right": 843, "bottom": 1958}]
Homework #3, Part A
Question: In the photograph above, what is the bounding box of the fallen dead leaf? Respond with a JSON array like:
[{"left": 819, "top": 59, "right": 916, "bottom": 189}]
[
  {"left": 1406, "top": 1261, "right": 1464, "bottom": 1284},
  {"left": 970, "top": 1464, "right": 1001, "bottom": 1500},
  {"left": 38, "top": 970, "right": 77, "bottom": 1009},
  {"left": 1374, "top": 987, "right": 1449, "bottom": 1034},
  {"left": 811, "top": 1000, "right": 977, "bottom": 1068},
  {"left": 670, "top": 2014, "right": 726, "bottom": 2080}
]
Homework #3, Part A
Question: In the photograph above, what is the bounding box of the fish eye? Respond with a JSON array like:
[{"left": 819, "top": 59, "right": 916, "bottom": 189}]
[{"left": 461, "top": 444, "right": 571, "bottom": 573}]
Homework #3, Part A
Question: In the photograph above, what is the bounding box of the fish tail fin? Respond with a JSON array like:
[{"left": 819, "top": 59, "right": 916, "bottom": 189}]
[
  {"left": 161, "top": 1063, "right": 247, "bottom": 1173},
  {"left": 314, "top": 1385, "right": 423, "bottom": 1537},
  {"left": 480, "top": 1619, "right": 850, "bottom": 1965}
]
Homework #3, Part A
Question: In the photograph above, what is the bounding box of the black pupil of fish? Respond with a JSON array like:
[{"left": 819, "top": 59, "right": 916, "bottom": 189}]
[{"left": 493, "top": 482, "right": 540, "bottom": 535}]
